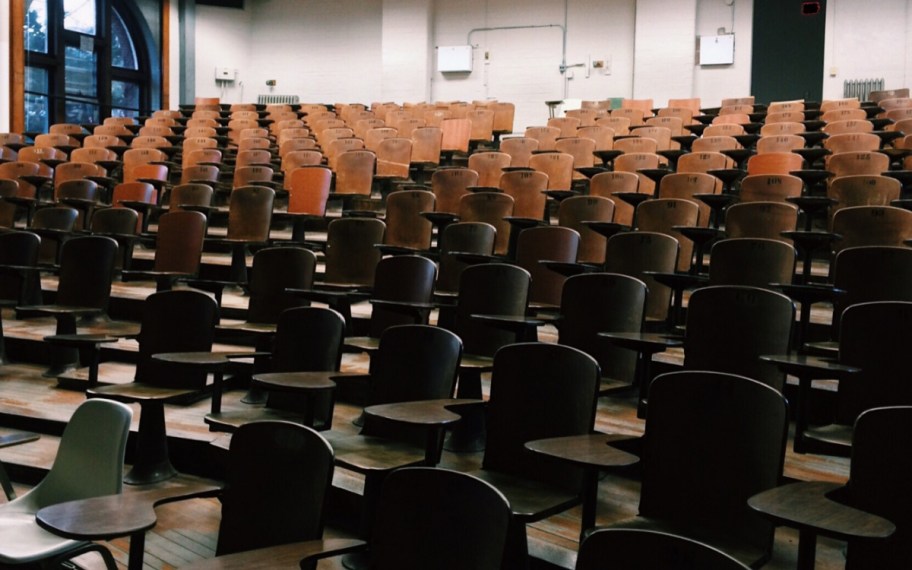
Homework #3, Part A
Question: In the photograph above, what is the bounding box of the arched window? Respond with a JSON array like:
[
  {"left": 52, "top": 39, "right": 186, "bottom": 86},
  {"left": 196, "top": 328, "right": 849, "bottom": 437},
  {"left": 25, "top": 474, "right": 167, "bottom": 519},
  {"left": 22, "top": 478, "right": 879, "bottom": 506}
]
[{"left": 22, "top": 0, "right": 160, "bottom": 132}]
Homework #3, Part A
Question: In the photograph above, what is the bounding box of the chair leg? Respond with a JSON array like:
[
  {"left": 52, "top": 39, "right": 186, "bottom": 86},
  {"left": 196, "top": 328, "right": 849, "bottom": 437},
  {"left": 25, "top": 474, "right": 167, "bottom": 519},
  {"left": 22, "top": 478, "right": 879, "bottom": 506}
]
[
  {"left": 0, "top": 460, "right": 16, "bottom": 500},
  {"left": 124, "top": 400, "right": 177, "bottom": 485},
  {"left": 44, "top": 541, "right": 118, "bottom": 570},
  {"left": 44, "top": 313, "right": 79, "bottom": 378}
]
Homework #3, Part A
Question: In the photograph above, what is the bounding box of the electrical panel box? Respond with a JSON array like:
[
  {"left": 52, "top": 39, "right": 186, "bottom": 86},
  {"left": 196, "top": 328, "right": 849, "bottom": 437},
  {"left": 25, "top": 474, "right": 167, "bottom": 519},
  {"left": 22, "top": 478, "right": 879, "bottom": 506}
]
[
  {"left": 698, "top": 34, "right": 735, "bottom": 66},
  {"left": 215, "top": 67, "right": 237, "bottom": 82},
  {"left": 437, "top": 46, "right": 473, "bottom": 73}
]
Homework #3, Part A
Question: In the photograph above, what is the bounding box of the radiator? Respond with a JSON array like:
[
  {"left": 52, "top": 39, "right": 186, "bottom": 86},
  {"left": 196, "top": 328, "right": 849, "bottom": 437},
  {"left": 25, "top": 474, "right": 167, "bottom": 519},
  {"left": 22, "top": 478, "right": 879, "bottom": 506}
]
[
  {"left": 843, "top": 78, "right": 885, "bottom": 101},
  {"left": 256, "top": 94, "right": 300, "bottom": 105}
]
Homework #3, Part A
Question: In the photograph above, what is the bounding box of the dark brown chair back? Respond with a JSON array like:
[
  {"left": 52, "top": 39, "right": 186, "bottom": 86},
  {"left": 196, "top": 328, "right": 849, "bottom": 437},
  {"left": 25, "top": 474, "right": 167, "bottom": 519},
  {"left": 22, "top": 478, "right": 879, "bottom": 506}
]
[
  {"left": 226, "top": 185, "right": 274, "bottom": 242},
  {"left": 368, "top": 255, "right": 437, "bottom": 338},
  {"left": 384, "top": 189, "right": 434, "bottom": 250},
  {"left": 577, "top": 529, "right": 751, "bottom": 570},
  {"left": 603, "top": 231, "right": 679, "bottom": 322},
  {"left": 454, "top": 263, "right": 530, "bottom": 357},
  {"left": 216, "top": 422, "right": 334, "bottom": 556},
  {"left": 515, "top": 225, "right": 579, "bottom": 307},
  {"left": 246, "top": 247, "right": 316, "bottom": 324},
  {"left": 0, "top": 231, "right": 41, "bottom": 304},
  {"left": 55, "top": 236, "right": 117, "bottom": 311},
  {"left": 707, "top": 238, "right": 795, "bottom": 287},
  {"left": 436, "top": 222, "right": 496, "bottom": 293},
  {"left": 324, "top": 217, "right": 385, "bottom": 286},
  {"left": 154, "top": 210, "right": 207, "bottom": 275}
]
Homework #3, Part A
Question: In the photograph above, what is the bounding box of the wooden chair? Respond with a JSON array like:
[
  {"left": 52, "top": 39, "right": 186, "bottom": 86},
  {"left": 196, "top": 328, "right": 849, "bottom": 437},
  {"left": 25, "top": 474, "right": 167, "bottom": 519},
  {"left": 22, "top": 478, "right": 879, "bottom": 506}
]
[
  {"left": 738, "top": 173, "right": 804, "bottom": 202},
  {"left": 529, "top": 151, "right": 574, "bottom": 191},
  {"left": 459, "top": 191, "right": 514, "bottom": 256},
  {"left": 692, "top": 135, "right": 741, "bottom": 153},
  {"left": 604, "top": 231, "right": 679, "bottom": 322},
  {"left": 282, "top": 166, "right": 332, "bottom": 241},
  {"left": 17, "top": 235, "right": 117, "bottom": 376},
  {"left": 499, "top": 169, "right": 548, "bottom": 221},
  {"left": 832, "top": 205, "right": 912, "bottom": 252},
  {"left": 636, "top": 198, "right": 700, "bottom": 273},
  {"left": 499, "top": 137, "right": 539, "bottom": 167},
  {"left": 746, "top": 152, "right": 804, "bottom": 176},
  {"left": 168, "top": 183, "right": 214, "bottom": 212},
  {"left": 798, "top": 301, "right": 912, "bottom": 456},
  {"left": 30, "top": 206, "right": 78, "bottom": 265},
  {"left": 684, "top": 286, "right": 794, "bottom": 392},
  {"left": 826, "top": 151, "right": 890, "bottom": 178},
  {"left": 204, "top": 307, "right": 345, "bottom": 433},
  {"left": 558, "top": 195, "right": 615, "bottom": 264},
  {"left": 613, "top": 136, "right": 657, "bottom": 154},
  {"left": 749, "top": 405, "right": 912, "bottom": 569},
  {"left": 706, "top": 238, "right": 795, "bottom": 287},
  {"left": 0, "top": 399, "right": 132, "bottom": 570},
  {"left": 824, "top": 132, "right": 881, "bottom": 154},
  {"left": 756, "top": 134, "right": 805, "bottom": 154},
  {"left": 515, "top": 225, "right": 580, "bottom": 308},
  {"left": 87, "top": 289, "right": 218, "bottom": 484},
  {"left": 55, "top": 179, "right": 100, "bottom": 230},
  {"left": 589, "top": 171, "right": 639, "bottom": 225},
  {"left": 576, "top": 529, "right": 750, "bottom": 570},
  {"left": 465, "top": 342, "right": 600, "bottom": 568},
  {"left": 435, "top": 222, "right": 496, "bottom": 294},
  {"left": 380, "top": 189, "right": 434, "bottom": 252},
  {"left": 759, "top": 121, "right": 806, "bottom": 136},
  {"left": 207, "top": 185, "right": 275, "bottom": 283},
  {"left": 88, "top": 206, "right": 139, "bottom": 270},
  {"left": 559, "top": 272, "right": 647, "bottom": 394},
  {"left": 467, "top": 151, "right": 511, "bottom": 188},
  {"left": 828, "top": 174, "right": 901, "bottom": 227},
  {"left": 656, "top": 171, "right": 720, "bottom": 226},
  {"left": 598, "top": 369, "right": 787, "bottom": 567},
  {"left": 725, "top": 201, "right": 799, "bottom": 244},
  {"left": 214, "top": 421, "right": 335, "bottom": 557},
  {"left": 110, "top": 180, "right": 156, "bottom": 233},
  {"left": 333, "top": 150, "right": 376, "bottom": 207},
  {"left": 523, "top": 126, "right": 560, "bottom": 151},
  {"left": 180, "top": 164, "right": 220, "bottom": 187}
]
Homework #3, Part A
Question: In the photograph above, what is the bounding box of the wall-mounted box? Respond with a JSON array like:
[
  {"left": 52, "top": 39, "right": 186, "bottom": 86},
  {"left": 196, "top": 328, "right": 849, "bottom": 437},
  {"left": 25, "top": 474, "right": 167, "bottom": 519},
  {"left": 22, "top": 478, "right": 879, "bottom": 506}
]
[
  {"left": 698, "top": 34, "right": 735, "bottom": 66},
  {"left": 437, "top": 45, "right": 473, "bottom": 73},
  {"left": 215, "top": 67, "right": 237, "bottom": 82}
]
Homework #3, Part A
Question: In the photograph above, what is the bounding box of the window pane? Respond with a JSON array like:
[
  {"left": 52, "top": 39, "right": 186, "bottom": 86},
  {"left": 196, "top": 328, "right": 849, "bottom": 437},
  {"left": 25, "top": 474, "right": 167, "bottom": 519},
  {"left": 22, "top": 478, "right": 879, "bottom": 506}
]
[
  {"left": 25, "top": 66, "right": 49, "bottom": 95},
  {"left": 111, "top": 9, "right": 138, "bottom": 70},
  {"left": 112, "top": 80, "right": 140, "bottom": 111},
  {"left": 65, "top": 44, "right": 97, "bottom": 98},
  {"left": 65, "top": 100, "right": 99, "bottom": 124},
  {"left": 25, "top": 94, "right": 49, "bottom": 133},
  {"left": 64, "top": 0, "right": 96, "bottom": 35},
  {"left": 24, "top": 0, "right": 48, "bottom": 53}
]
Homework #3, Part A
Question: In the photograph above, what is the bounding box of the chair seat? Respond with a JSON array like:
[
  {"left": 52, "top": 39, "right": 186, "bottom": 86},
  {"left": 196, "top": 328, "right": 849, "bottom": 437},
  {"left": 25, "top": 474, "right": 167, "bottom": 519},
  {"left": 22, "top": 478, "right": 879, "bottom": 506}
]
[
  {"left": 467, "top": 469, "right": 579, "bottom": 522},
  {"left": 0, "top": 510, "right": 92, "bottom": 564},
  {"left": 324, "top": 433, "right": 426, "bottom": 474},
  {"left": 215, "top": 322, "right": 278, "bottom": 336},
  {"left": 204, "top": 409, "right": 330, "bottom": 432},
  {"left": 802, "top": 423, "right": 853, "bottom": 456},
  {"left": 88, "top": 383, "right": 199, "bottom": 403},
  {"left": 606, "top": 517, "right": 769, "bottom": 568},
  {"left": 343, "top": 336, "right": 380, "bottom": 352},
  {"left": 459, "top": 353, "right": 494, "bottom": 371}
]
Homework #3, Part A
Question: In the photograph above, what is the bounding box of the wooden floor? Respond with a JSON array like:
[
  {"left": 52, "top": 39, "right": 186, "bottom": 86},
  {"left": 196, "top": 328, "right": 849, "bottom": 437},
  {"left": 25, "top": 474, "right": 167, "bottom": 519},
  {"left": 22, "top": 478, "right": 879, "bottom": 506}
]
[{"left": 0, "top": 272, "right": 852, "bottom": 569}]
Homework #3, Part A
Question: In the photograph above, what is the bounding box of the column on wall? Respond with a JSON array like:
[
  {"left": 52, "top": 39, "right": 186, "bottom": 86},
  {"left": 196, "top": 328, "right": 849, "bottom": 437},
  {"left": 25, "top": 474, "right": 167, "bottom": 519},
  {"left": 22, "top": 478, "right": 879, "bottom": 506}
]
[
  {"left": 381, "top": 0, "right": 432, "bottom": 103},
  {"left": 633, "top": 0, "right": 697, "bottom": 105}
]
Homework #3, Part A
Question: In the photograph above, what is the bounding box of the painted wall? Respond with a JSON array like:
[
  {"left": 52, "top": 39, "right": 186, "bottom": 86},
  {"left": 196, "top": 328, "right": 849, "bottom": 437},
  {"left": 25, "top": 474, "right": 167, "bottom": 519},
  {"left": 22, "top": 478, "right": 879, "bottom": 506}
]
[{"left": 823, "top": 0, "right": 912, "bottom": 100}]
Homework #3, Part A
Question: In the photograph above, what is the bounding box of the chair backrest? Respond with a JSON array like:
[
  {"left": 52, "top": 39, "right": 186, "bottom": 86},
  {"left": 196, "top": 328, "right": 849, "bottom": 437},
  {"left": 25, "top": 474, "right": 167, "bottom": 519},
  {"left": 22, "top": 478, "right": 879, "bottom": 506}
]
[
  {"left": 458, "top": 192, "right": 514, "bottom": 255},
  {"left": 724, "top": 201, "right": 799, "bottom": 244},
  {"left": 516, "top": 225, "right": 580, "bottom": 307},
  {"left": 367, "top": 255, "right": 437, "bottom": 338},
  {"left": 153, "top": 210, "right": 207, "bottom": 275},
  {"left": 746, "top": 152, "right": 803, "bottom": 176},
  {"left": 455, "top": 263, "right": 530, "bottom": 356},
  {"left": 529, "top": 151, "right": 575, "bottom": 190},
  {"left": 828, "top": 175, "right": 901, "bottom": 226},
  {"left": 436, "top": 222, "right": 496, "bottom": 293},
  {"left": 0, "top": 231, "right": 41, "bottom": 304},
  {"left": 559, "top": 273, "right": 647, "bottom": 386},
  {"left": 270, "top": 307, "right": 346, "bottom": 373},
  {"left": 835, "top": 302, "right": 912, "bottom": 426},
  {"left": 499, "top": 169, "right": 548, "bottom": 220},
  {"left": 362, "top": 325, "right": 463, "bottom": 441},
  {"left": 499, "top": 137, "right": 539, "bottom": 167},
  {"left": 19, "top": 399, "right": 132, "bottom": 510},
  {"left": 286, "top": 167, "right": 331, "bottom": 216},
  {"left": 216, "top": 422, "right": 334, "bottom": 556},
  {"left": 683, "top": 286, "right": 794, "bottom": 392},
  {"left": 384, "top": 190, "right": 435, "bottom": 250},
  {"left": 90, "top": 207, "right": 139, "bottom": 241},
  {"left": 246, "top": 247, "right": 316, "bottom": 324},
  {"left": 636, "top": 198, "right": 700, "bottom": 273},
  {"left": 334, "top": 150, "right": 376, "bottom": 196},
  {"left": 323, "top": 217, "right": 385, "bottom": 286},
  {"left": 467, "top": 151, "right": 511, "bottom": 188},
  {"left": 657, "top": 172, "right": 720, "bottom": 225},
  {"left": 55, "top": 235, "right": 117, "bottom": 310},
  {"left": 557, "top": 195, "right": 615, "bottom": 264},
  {"left": 431, "top": 167, "right": 479, "bottom": 214},
  {"left": 738, "top": 173, "right": 804, "bottom": 203},
  {"left": 842, "top": 406, "right": 912, "bottom": 568},
  {"left": 832, "top": 205, "right": 912, "bottom": 251},
  {"left": 576, "top": 529, "right": 751, "bottom": 570},
  {"left": 707, "top": 238, "right": 795, "bottom": 287},
  {"left": 826, "top": 151, "right": 890, "bottom": 178},
  {"left": 168, "top": 183, "right": 214, "bottom": 210},
  {"left": 603, "top": 231, "right": 678, "bottom": 321},
  {"left": 226, "top": 185, "right": 274, "bottom": 242},
  {"left": 641, "top": 371, "right": 787, "bottom": 565},
  {"left": 135, "top": 289, "right": 218, "bottom": 388},
  {"left": 831, "top": 246, "right": 912, "bottom": 337},
  {"left": 371, "top": 467, "right": 511, "bottom": 570},
  {"left": 483, "top": 343, "right": 599, "bottom": 491}
]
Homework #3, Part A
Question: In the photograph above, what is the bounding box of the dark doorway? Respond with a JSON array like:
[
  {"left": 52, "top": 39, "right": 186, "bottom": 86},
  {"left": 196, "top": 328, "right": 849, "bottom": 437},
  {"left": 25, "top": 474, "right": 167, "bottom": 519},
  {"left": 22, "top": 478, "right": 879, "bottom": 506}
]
[{"left": 751, "top": 0, "right": 827, "bottom": 104}]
